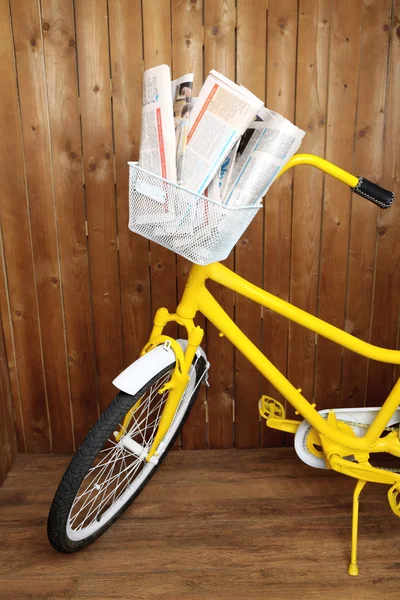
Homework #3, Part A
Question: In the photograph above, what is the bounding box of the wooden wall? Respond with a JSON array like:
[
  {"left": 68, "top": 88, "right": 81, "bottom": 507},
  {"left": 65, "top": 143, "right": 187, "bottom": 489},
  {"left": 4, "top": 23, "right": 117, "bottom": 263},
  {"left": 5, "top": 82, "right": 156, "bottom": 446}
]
[
  {"left": 0, "top": 311, "right": 17, "bottom": 484},
  {"left": 0, "top": 0, "right": 398, "bottom": 453}
]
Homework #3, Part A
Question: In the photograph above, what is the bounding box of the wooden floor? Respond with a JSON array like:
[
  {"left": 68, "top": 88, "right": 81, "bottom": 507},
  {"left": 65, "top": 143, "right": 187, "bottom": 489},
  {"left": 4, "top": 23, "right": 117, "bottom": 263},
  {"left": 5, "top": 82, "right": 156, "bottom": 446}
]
[{"left": 0, "top": 449, "right": 400, "bottom": 599}]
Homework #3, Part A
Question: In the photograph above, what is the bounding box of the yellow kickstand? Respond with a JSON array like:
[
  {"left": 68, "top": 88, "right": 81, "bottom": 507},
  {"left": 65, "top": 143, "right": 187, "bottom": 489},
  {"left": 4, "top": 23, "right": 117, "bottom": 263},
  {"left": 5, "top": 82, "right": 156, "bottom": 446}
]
[{"left": 348, "top": 479, "right": 367, "bottom": 576}]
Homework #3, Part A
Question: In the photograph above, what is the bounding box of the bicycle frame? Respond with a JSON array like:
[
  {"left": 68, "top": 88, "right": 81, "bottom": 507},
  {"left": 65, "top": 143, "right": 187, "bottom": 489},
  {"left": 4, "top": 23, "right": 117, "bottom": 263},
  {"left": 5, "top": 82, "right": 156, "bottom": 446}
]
[
  {"left": 138, "top": 152, "right": 400, "bottom": 469},
  {"left": 145, "top": 261, "right": 400, "bottom": 455}
]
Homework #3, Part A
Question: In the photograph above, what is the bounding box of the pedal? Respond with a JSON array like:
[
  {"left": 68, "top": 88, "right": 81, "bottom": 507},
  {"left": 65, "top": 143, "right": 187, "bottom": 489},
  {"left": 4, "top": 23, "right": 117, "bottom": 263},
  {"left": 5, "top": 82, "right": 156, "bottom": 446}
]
[
  {"left": 258, "top": 396, "right": 285, "bottom": 420},
  {"left": 388, "top": 482, "right": 400, "bottom": 517}
]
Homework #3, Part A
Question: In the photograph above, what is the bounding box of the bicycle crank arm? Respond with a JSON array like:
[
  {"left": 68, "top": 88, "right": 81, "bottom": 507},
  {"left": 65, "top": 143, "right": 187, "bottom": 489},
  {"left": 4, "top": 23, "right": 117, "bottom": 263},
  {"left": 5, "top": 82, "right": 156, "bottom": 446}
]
[
  {"left": 327, "top": 453, "right": 400, "bottom": 486},
  {"left": 266, "top": 417, "right": 301, "bottom": 434}
]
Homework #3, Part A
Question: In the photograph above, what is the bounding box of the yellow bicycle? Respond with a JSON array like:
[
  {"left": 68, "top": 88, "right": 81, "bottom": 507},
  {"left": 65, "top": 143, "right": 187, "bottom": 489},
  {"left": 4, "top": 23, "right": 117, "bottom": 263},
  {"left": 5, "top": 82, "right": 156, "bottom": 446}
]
[{"left": 48, "top": 154, "right": 396, "bottom": 577}]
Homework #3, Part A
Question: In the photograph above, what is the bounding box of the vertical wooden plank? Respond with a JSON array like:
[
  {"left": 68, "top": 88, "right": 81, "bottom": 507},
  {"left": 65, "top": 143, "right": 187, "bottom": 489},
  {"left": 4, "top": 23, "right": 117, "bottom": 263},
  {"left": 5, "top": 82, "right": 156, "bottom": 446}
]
[
  {"left": 204, "top": 0, "right": 236, "bottom": 449},
  {"left": 315, "top": 0, "right": 363, "bottom": 412},
  {"left": 41, "top": 0, "right": 99, "bottom": 447},
  {"left": 141, "top": 0, "right": 179, "bottom": 451},
  {"left": 171, "top": 0, "right": 203, "bottom": 90},
  {"left": 0, "top": 310, "right": 17, "bottom": 485},
  {"left": 171, "top": 0, "right": 207, "bottom": 449},
  {"left": 10, "top": 0, "right": 74, "bottom": 451},
  {"left": 142, "top": 0, "right": 178, "bottom": 340},
  {"left": 108, "top": 0, "right": 151, "bottom": 368},
  {"left": 0, "top": 229, "right": 25, "bottom": 453},
  {"left": 340, "top": 0, "right": 392, "bottom": 408},
  {"left": 287, "top": 0, "right": 330, "bottom": 415},
  {"left": 234, "top": 0, "right": 266, "bottom": 448},
  {"left": 0, "top": 0, "right": 46, "bottom": 453},
  {"left": 74, "top": 0, "right": 123, "bottom": 412},
  {"left": 261, "top": 0, "right": 298, "bottom": 447},
  {"left": 367, "top": 0, "right": 400, "bottom": 406}
]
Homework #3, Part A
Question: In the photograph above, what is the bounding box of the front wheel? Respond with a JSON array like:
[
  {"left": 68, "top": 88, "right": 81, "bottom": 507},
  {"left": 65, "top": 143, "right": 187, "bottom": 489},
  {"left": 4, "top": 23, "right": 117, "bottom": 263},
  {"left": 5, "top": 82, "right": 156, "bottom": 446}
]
[{"left": 48, "top": 354, "right": 207, "bottom": 552}]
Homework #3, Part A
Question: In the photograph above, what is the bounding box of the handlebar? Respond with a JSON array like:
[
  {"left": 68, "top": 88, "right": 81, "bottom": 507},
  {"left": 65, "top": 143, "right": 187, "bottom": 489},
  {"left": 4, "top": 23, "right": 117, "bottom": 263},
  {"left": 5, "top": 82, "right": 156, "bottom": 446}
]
[{"left": 279, "top": 154, "right": 394, "bottom": 209}]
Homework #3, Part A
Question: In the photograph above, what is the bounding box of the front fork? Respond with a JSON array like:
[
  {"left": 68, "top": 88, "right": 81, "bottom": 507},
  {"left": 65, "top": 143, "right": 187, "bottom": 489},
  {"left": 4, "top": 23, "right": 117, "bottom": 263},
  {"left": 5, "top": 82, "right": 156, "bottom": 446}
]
[{"left": 141, "top": 308, "right": 204, "bottom": 462}]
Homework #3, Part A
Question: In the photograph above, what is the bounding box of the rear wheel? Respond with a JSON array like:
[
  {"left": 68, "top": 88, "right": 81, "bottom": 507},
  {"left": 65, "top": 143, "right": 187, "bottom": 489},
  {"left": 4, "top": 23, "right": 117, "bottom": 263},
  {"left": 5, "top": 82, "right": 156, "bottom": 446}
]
[{"left": 48, "top": 355, "right": 207, "bottom": 552}]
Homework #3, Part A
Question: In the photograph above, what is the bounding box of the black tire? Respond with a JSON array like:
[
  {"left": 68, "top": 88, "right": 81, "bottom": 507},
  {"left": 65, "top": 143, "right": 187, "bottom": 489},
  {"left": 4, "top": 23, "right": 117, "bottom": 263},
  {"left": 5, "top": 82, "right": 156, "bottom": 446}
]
[{"left": 48, "top": 356, "right": 206, "bottom": 553}]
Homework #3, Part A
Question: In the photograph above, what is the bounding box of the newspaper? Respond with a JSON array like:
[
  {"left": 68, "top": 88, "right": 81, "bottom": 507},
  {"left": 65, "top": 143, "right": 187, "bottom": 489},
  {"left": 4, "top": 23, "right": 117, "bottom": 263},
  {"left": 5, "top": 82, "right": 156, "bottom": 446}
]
[
  {"left": 205, "top": 174, "right": 221, "bottom": 202},
  {"left": 182, "top": 70, "right": 264, "bottom": 195},
  {"left": 171, "top": 73, "right": 194, "bottom": 183},
  {"left": 139, "top": 64, "right": 177, "bottom": 183},
  {"left": 224, "top": 110, "right": 305, "bottom": 207},
  {"left": 216, "top": 106, "right": 270, "bottom": 197},
  {"left": 133, "top": 66, "right": 305, "bottom": 257}
]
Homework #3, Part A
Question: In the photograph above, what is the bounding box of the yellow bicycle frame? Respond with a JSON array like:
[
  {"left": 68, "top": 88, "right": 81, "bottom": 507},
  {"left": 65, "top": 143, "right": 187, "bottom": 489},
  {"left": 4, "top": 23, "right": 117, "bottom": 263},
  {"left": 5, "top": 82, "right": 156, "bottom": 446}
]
[
  {"left": 143, "top": 153, "right": 400, "bottom": 463},
  {"left": 147, "top": 261, "right": 400, "bottom": 455}
]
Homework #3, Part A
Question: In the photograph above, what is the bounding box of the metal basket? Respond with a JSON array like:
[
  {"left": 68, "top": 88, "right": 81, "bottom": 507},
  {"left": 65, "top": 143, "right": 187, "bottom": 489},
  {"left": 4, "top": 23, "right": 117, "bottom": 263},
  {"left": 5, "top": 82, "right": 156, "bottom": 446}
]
[{"left": 128, "top": 162, "right": 261, "bottom": 266}]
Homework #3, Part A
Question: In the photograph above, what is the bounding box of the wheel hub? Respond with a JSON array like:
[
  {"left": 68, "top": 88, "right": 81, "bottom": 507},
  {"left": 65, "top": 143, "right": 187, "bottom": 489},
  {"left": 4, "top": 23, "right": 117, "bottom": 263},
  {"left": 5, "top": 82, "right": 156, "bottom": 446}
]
[{"left": 119, "top": 435, "right": 149, "bottom": 461}]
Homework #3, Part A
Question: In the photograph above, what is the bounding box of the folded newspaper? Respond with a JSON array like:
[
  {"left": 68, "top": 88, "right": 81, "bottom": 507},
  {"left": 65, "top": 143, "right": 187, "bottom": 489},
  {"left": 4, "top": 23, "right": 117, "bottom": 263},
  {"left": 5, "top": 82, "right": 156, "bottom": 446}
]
[
  {"left": 136, "top": 65, "right": 304, "bottom": 220},
  {"left": 182, "top": 70, "right": 264, "bottom": 195},
  {"left": 139, "top": 64, "right": 177, "bottom": 182},
  {"left": 224, "top": 109, "right": 305, "bottom": 206}
]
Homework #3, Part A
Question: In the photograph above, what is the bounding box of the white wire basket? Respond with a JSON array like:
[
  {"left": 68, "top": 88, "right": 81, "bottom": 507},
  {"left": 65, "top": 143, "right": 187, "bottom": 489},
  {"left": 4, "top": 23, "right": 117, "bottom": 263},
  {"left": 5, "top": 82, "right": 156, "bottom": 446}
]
[{"left": 128, "top": 162, "right": 262, "bottom": 265}]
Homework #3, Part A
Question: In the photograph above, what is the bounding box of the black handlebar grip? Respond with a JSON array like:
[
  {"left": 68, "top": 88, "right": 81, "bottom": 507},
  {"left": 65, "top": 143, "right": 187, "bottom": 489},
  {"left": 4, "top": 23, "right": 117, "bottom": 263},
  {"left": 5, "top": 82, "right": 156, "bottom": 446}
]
[{"left": 351, "top": 177, "right": 394, "bottom": 209}]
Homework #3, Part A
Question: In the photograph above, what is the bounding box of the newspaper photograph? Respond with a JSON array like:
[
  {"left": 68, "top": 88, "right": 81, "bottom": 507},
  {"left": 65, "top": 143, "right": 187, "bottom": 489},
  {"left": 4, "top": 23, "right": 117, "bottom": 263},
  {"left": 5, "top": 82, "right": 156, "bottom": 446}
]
[{"left": 171, "top": 73, "right": 194, "bottom": 183}]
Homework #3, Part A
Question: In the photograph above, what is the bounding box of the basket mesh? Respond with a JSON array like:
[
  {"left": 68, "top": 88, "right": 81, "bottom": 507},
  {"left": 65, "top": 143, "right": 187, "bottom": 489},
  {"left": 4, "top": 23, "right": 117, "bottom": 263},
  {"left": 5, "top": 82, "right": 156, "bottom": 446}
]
[{"left": 128, "top": 163, "right": 261, "bottom": 265}]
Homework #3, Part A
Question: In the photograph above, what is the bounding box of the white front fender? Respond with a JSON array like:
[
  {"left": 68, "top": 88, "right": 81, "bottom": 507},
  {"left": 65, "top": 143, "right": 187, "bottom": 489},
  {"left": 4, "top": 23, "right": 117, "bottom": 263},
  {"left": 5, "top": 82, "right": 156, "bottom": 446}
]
[{"left": 112, "top": 339, "right": 208, "bottom": 396}]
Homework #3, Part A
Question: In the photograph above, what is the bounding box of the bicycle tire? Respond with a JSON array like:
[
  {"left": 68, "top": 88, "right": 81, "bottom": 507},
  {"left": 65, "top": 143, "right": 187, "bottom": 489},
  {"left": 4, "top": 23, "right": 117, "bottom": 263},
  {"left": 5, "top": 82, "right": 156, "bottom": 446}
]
[{"left": 47, "top": 356, "right": 206, "bottom": 553}]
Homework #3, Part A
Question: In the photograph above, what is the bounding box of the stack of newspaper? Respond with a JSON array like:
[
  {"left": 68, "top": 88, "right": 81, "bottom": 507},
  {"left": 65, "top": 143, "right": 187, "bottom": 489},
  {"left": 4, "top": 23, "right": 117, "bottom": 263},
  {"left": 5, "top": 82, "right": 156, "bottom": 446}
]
[
  {"left": 135, "top": 65, "right": 305, "bottom": 256},
  {"left": 138, "top": 64, "right": 305, "bottom": 206}
]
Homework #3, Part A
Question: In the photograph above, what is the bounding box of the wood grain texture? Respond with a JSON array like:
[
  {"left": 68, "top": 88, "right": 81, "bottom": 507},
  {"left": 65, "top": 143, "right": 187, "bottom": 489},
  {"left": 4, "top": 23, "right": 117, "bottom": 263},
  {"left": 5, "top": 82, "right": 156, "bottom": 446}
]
[
  {"left": 41, "top": 0, "right": 99, "bottom": 447},
  {"left": 204, "top": 0, "right": 236, "bottom": 449},
  {"left": 0, "top": 1, "right": 44, "bottom": 454},
  {"left": 287, "top": 0, "right": 330, "bottom": 417},
  {"left": 261, "top": 0, "right": 298, "bottom": 447},
  {"left": 1, "top": 450, "right": 400, "bottom": 597},
  {"left": 0, "top": 1, "right": 399, "bottom": 452},
  {"left": 142, "top": 0, "right": 178, "bottom": 340},
  {"left": 9, "top": 0, "right": 73, "bottom": 451},
  {"left": 234, "top": 0, "right": 266, "bottom": 448},
  {"left": 367, "top": 1, "right": 400, "bottom": 406},
  {"left": 0, "top": 310, "right": 16, "bottom": 486},
  {"left": 0, "top": 193, "right": 24, "bottom": 454},
  {"left": 108, "top": 0, "right": 152, "bottom": 368},
  {"left": 74, "top": 0, "right": 123, "bottom": 413},
  {"left": 340, "top": 0, "right": 392, "bottom": 409},
  {"left": 316, "top": 0, "right": 364, "bottom": 411},
  {"left": 171, "top": 0, "right": 207, "bottom": 449}
]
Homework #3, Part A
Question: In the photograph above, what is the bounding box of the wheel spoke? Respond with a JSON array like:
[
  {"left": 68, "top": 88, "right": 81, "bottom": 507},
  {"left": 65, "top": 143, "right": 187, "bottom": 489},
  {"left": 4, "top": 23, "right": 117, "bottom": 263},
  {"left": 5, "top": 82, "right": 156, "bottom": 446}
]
[
  {"left": 64, "top": 362, "right": 204, "bottom": 542},
  {"left": 72, "top": 446, "right": 122, "bottom": 509},
  {"left": 79, "top": 458, "right": 143, "bottom": 529},
  {"left": 72, "top": 450, "right": 142, "bottom": 528},
  {"left": 125, "top": 390, "right": 168, "bottom": 440},
  {"left": 71, "top": 446, "right": 124, "bottom": 526},
  {"left": 124, "top": 373, "right": 171, "bottom": 438},
  {"left": 93, "top": 445, "right": 124, "bottom": 525}
]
